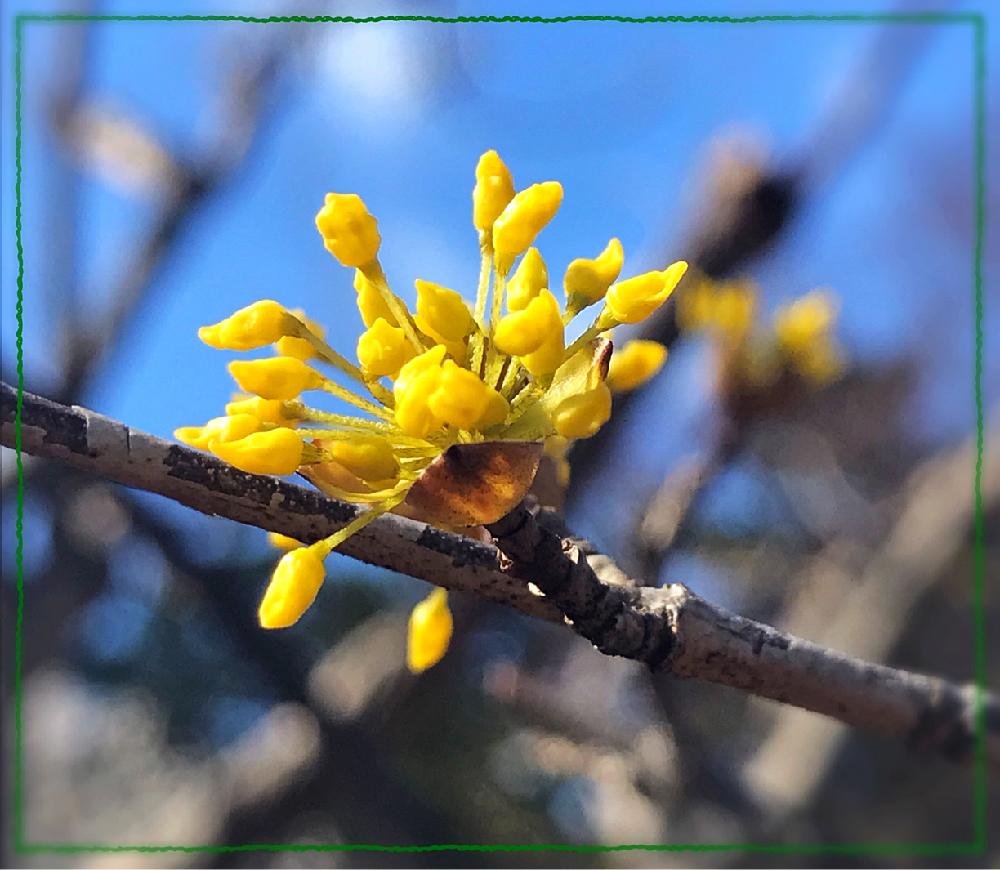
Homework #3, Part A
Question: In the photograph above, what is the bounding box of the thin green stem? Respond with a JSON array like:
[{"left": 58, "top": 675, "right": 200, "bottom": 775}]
[{"left": 361, "top": 260, "right": 426, "bottom": 352}]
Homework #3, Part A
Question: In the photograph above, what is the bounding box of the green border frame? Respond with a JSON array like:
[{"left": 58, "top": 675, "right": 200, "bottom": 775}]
[{"left": 11, "top": 11, "right": 988, "bottom": 858}]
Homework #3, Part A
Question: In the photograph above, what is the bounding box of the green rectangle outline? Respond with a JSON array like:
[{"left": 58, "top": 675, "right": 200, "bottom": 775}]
[{"left": 10, "top": 11, "right": 988, "bottom": 858}]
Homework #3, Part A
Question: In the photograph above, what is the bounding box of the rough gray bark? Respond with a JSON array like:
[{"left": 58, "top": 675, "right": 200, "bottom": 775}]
[{"left": 3, "top": 381, "right": 996, "bottom": 771}]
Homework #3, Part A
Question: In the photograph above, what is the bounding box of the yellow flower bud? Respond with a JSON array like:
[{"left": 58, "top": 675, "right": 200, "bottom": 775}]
[
  {"left": 210, "top": 428, "right": 305, "bottom": 476},
  {"left": 357, "top": 318, "right": 415, "bottom": 378},
  {"left": 228, "top": 357, "right": 323, "bottom": 400},
  {"left": 493, "top": 181, "right": 564, "bottom": 266},
  {"left": 607, "top": 340, "right": 668, "bottom": 392},
  {"left": 604, "top": 261, "right": 688, "bottom": 324},
  {"left": 522, "top": 332, "right": 566, "bottom": 377},
  {"left": 714, "top": 283, "right": 756, "bottom": 340},
  {"left": 774, "top": 290, "right": 837, "bottom": 353},
  {"left": 324, "top": 435, "right": 400, "bottom": 484},
  {"left": 564, "top": 238, "right": 624, "bottom": 307},
  {"left": 407, "top": 587, "right": 453, "bottom": 673},
  {"left": 544, "top": 435, "right": 572, "bottom": 488},
  {"left": 550, "top": 383, "right": 612, "bottom": 439},
  {"left": 414, "top": 279, "right": 475, "bottom": 341},
  {"left": 472, "top": 149, "right": 515, "bottom": 233},
  {"left": 174, "top": 413, "right": 261, "bottom": 450},
  {"left": 427, "top": 360, "right": 510, "bottom": 431},
  {"left": 395, "top": 369, "right": 443, "bottom": 437},
  {"left": 507, "top": 247, "right": 548, "bottom": 311},
  {"left": 268, "top": 531, "right": 303, "bottom": 551},
  {"left": 225, "top": 396, "right": 301, "bottom": 428},
  {"left": 315, "top": 193, "right": 381, "bottom": 267},
  {"left": 275, "top": 310, "right": 326, "bottom": 360},
  {"left": 354, "top": 269, "right": 398, "bottom": 328},
  {"left": 393, "top": 346, "right": 447, "bottom": 437},
  {"left": 676, "top": 278, "right": 716, "bottom": 334},
  {"left": 259, "top": 546, "right": 326, "bottom": 629},
  {"left": 198, "top": 300, "right": 292, "bottom": 351},
  {"left": 493, "top": 289, "right": 563, "bottom": 357}
]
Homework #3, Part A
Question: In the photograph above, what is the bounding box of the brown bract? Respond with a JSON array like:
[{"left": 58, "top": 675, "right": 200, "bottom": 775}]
[{"left": 404, "top": 441, "right": 544, "bottom": 527}]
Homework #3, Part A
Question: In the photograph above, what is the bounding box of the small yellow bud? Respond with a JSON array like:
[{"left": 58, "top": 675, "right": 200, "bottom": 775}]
[
  {"left": 324, "top": 436, "right": 400, "bottom": 484},
  {"left": 357, "top": 318, "right": 415, "bottom": 378},
  {"left": 174, "top": 413, "right": 261, "bottom": 450},
  {"left": 564, "top": 238, "right": 624, "bottom": 307},
  {"left": 414, "top": 279, "right": 476, "bottom": 341},
  {"left": 607, "top": 340, "right": 668, "bottom": 392},
  {"left": 259, "top": 546, "right": 326, "bottom": 629},
  {"left": 714, "top": 283, "right": 756, "bottom": 340},
  {"left": 211, "top": 427, "right": 305, "bottom": 476},
  {"left": 604, "top": 261, "right": 688, "bottom": 324},
  {"left": 550, "top": 383, "right": 612, "bottom": 439},
  {"left": 427, "top": 360, "right": 510, "bottom": 431},
  {"left": 268, "top": 531, "right": 303, "bottom": 551},
  {"left": 275, "top": 310, "right": 326, "bottom": 360},
  {"left": 507, "top": 247, "right": 548, "bottom": 311},
  {"left": 225, "top": 396, "right": 301, "bottom": 427},
  {"left": 354, "top": 270, "right": 398, "bottom": 328},
  {"left": 544, "top": 435, "right": 572, "bottom": 488},
  {"left": 774, "top": 290, "right": 837, "bottom": 353},
  {"left": 228, "top": 357, "right": 323, "bottom": 400},
  {"left": 393, "top": 346, "right": 447, "bottom": 437},
  {"left": 407, "top": 587, "right": 453, "bottom": 673},
  {"left": 493, "top": 289, "right": 563, "bottom": 357},
  {"left": 315, "top": 193, "right": 381, "bottom": 267},
  {"left": 473, "top": 149, "right": 516, "bottom": 233},
  {"left": 198, "top": 300, "right": 292, "bottom": 351},
  {"left": 493, "top": 181, "right": 564, "bottom": 266}
]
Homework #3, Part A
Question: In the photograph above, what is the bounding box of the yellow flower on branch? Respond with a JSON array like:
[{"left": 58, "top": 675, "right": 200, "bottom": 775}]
[
  {"left": 507, "top": 247, "right": 548, "bottom": 312},
  {"left": 228, "top": 356, "right": 325, "bottom": 401},
  {"left": 607, "top": 340, "right": 668, "bottom": 392},
  {"left": 407, "top": 587, "right": 454, "bottom": 673},
  {"left": 259, "top": 546, "right": 327, "bottom": 629},
  {"left": 564, "top": 237, "right": 624, "bottom": 313},
  {"left": 315, "top": 193, "right": 381, "bottom": 267},
  {"left": 179, "top": 149, "right": 693, "bottom": 668},
  {"left": 604, "top": 261, "right": 688, "bottom": 325},
  {"left": 493, "top": 181, "right": 564, "bottom": 269}
]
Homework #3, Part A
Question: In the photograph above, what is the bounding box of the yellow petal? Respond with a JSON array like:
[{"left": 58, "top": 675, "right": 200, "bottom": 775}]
[
  {"left": 259, "top": 547, "right": 326, "bottom": 629},
  {"left": 494, "top": 289, "right": 563, "bottom": 357},
  {"left": 323, "top": 435, "right": 400, "bottom": 483},
  {"left": 225, "top": 396, "right": 301, "bottom": 428},
  {"left": 268, "top": 531, "right": 304, "bottom": 551},
  {"left": 604, "top": 261, "right": 688, "bottom": 324},
  {"left": 354, "top": 269, "right": 398, "bottom": 328},
  {"left": 564, "top": 238, "right": 624, "bottom": 307},
  {"left": 414, "top": 279, "right": 476, "bottom": 341},
  {"left": 550, "top": 383, "right": 612, "bottom": 439},
  {"left": 607, "top": 340, "right": 668, "bottom": 392},
  {"left": 210, "top": 428, "right": 304, "bottom": 476},
  {"left": 407, "top": 587, "right": 453, "bottom": 673},
  {"left": 275, "top": 309, "right": 326, "bottom": 360},
  {"left": 357, "top": 317, "right": 415, "bottom": 378},
  {"left": 228, "top": 357, "right": 323, "bottom": 400},
  {"left": 473, "top": 149, "right": 516, "bottom": 233},
  {"left": 427, "top": 360, "right": 509, "bottom": 431},
  {"left": 493, "top": 181, "right": 563, "bottom": 266},
  {"left": 507, "top": 247, "right": 548, "bottom": 311},
  {"left": 174, "top": 413, "right": 261, "bottom": 450},
  {"left": 198, "top": 300, "right": 292, "bottom": 351},
  {"left": 315, "top": 193, "right": 381, "bottom": 268}
]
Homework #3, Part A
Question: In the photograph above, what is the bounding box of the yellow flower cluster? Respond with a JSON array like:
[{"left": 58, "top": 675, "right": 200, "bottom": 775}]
[
  {"left": 678, "top": 275, "right": 843, "bottom": 390},
  {"left": 177, "top": 150, "right": 685, "bottom": 669}
]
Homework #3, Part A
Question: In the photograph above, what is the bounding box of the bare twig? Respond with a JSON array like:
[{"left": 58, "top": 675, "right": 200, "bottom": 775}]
[{"left": 5, "top": 382, "right": 995, "bottom": 770}]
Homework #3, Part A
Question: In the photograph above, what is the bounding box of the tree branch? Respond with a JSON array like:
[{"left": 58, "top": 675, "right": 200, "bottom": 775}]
[{"left": 4, "top": 381, "right": 996, "bottom": 770}]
